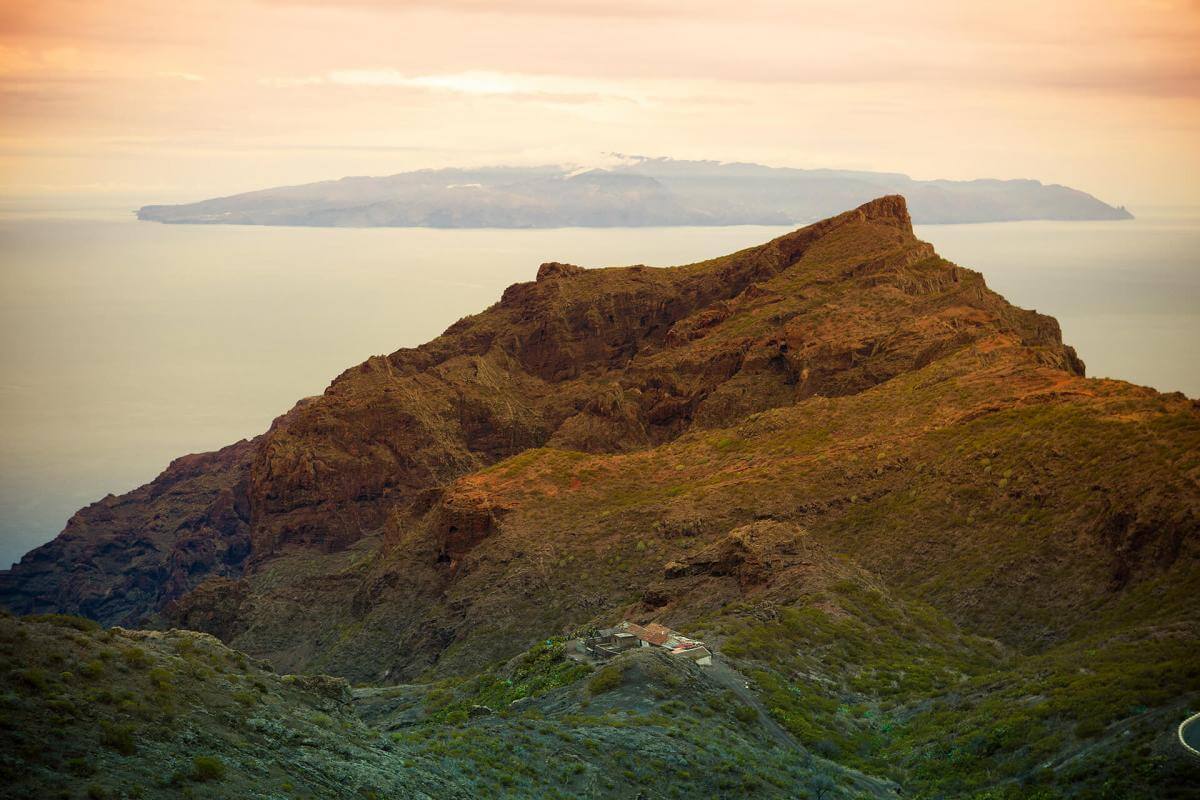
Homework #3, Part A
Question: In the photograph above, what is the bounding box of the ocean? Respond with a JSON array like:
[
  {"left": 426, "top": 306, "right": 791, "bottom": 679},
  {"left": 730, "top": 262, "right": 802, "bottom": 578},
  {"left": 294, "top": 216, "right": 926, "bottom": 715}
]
[{"left": 1, "top": 206, "right": 1197, "bottom": 568}]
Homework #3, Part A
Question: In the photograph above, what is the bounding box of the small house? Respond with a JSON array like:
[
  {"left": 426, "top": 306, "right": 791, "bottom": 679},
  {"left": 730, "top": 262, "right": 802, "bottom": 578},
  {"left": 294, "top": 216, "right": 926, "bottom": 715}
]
[{"left": 582, "top": 621, "right": 713, "bottom": 666}]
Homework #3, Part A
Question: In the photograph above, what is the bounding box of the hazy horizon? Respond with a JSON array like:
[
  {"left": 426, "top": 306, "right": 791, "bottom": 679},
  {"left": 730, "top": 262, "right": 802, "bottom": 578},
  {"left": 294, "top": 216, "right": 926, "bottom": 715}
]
[
  {"left": 2, "top": 0, "right": 1199, "bottom": 209},
  {"left": 3, "top": 5, "right": 1200, "bottom": 797}
]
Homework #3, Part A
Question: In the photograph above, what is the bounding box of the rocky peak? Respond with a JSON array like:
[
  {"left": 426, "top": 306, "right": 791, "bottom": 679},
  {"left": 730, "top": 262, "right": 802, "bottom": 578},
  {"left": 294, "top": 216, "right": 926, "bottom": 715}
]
[
  {"left": 0, "top": 196, "right": 1114, "bottom": 636},
  {"left": 855, "top": 193, "right": 913, "bottom": 229},
  {"left": 535, "top": 261, "right": 586, "bottom": 281}
]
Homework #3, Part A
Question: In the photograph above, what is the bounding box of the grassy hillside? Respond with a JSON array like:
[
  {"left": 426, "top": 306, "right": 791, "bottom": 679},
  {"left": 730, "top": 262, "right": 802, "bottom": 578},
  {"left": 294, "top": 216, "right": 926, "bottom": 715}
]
[
  {"left": 3, "top": 197, "right": 1197, "bottom": 798},
  {"left": 0, "top": 613, "right": 893, "bottom": 799}
]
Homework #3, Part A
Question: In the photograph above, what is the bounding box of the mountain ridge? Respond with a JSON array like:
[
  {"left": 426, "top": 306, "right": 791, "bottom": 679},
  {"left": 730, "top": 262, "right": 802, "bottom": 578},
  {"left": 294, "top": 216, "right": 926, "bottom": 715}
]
[
  {"left": 3, "top": 195, "right": 1197, "bottom": 797},
  {"left": 136, "top": 157, "right": 1134, "bottom": 227},
  {"left": 4, "top": 195, "right": 1185, "bottom": 656}
]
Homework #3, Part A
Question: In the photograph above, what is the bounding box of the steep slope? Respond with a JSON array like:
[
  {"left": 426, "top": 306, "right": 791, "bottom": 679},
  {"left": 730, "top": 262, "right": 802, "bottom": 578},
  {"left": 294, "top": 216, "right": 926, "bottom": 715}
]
[
  {"left": 0, "top": 612, "right": 891, "bottom": 799},
  {"left": 0, "top": 441, "right": 255, "bottom": 625},
  {"left": 4, "top": 195, "right": 1198, "bottom": 798},
  {"left": 4, "top": 195, "right": 1087, "bottom": 631}
]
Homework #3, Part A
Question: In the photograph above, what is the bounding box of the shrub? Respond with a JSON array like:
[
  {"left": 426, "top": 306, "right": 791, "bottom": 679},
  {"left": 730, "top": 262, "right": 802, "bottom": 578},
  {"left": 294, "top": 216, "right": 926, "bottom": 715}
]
[
  {"left": 122, "top": 647, "right": 151, "bottom": 669},
  {"left": 812, "top": 738, "right": 842, "bottom": 759},
  {"left": 191, "top": 755, "right": 226, "bottom": 782},
  {"left": 587, "top": 664, "right": 624, "bottom": 695},
  {"left": 100, "top": 722, "right": 136, "bottom": 755},
  {"left": 80, "top": 659, "right": 104, "bottom": 679},
  {"left": 13, "top": 667, "right": 50, "bottom": 693},
  {"left": 733, "top": 705, "right": 758, "bottom": 724},
  {"left": 425, "top": 688, "right": 454, "bottom": 710},
  {"left": 46, "top": 697, "right": 77, "bottom": 717},
  {"left": 66, "top": 757, "right": 94, "bottom": 776},
  {"left": 148, "top": 667, "right": 171, "bottom": 689}
]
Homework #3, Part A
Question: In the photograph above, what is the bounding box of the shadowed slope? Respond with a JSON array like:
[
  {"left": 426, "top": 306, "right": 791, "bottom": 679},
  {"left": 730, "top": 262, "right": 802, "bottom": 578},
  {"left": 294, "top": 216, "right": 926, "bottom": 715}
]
[
  {"left": 4, "top": 195, "right": 1198, "bottom": 798},
  {"left": 9, "top": 195, "right": 1080, "bottom": 626},
  {"left": 0, "top": 195, "right": 1189, "bottom": 678}
]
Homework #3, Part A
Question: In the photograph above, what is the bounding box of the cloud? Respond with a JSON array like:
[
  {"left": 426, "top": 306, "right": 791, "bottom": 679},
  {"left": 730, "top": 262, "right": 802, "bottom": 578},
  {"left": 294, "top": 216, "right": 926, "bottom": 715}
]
[
  {"left": 260, "top": 69, "right": 649, "bottom": 106},
  {"left": 259, "top": 0, "right": 694, "bottom": 20},
  {"left": 1, "top": 0, "right": 1198, "bottom": 205},
  {"left": 329, "top": 69, "right": 521, "bottom": 94}
]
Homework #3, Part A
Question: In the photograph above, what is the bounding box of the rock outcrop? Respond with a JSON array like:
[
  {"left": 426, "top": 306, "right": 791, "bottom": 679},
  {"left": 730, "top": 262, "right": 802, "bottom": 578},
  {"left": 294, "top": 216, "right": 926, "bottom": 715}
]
[
  {"left": 663, "top": 521, "right": 808, "bottom": 587},
  {"left": 1, "top": 195, "right": 1194, "bottom": 693},
  {"left": 0, "top": 440, "right": 255, "bottom": 627}
]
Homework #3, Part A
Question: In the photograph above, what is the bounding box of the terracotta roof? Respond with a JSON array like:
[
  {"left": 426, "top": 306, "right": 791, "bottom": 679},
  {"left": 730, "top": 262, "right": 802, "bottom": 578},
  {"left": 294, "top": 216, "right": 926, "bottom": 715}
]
[
  {"left": 619, "top": 621, "right": 673, "bottom": 646},
  {"left": 641, "top": 623, "right": 673, "bottom": 646}
]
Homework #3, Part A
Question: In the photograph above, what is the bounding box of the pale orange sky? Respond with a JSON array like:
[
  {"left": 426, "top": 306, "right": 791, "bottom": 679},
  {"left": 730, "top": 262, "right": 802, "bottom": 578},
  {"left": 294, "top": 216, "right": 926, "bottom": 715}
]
[{"left": 1, "top": 0, "right": 1198, "bottom": 207}]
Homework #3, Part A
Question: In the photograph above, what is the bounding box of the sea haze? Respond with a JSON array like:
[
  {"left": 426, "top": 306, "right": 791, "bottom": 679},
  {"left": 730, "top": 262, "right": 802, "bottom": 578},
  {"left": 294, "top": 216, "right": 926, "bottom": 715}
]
[
  {"left": 1, "top": 206, "right": 1197, "bottom": 568},
  {"left": 136, "top": 158, "right": 1133, "bottom": 227}
]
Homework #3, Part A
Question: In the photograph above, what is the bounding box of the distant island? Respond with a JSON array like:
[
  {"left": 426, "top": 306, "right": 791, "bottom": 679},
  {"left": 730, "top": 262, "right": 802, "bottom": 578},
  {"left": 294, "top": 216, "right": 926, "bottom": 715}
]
[{"left": 137, "top": 156, "right": 1133, "bottom": 227}]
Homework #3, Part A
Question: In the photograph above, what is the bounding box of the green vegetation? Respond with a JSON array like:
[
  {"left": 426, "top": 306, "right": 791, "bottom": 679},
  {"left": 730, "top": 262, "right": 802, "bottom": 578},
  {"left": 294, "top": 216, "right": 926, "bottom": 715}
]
[
  {"left": 2, "top": 209, "right": 1198, "bottom": 799},
  {"left": 0, "top": 614, "right": 441, "bottom": 799},
  {"left": 147, "top": 667, "right": 171, "bottom": 689},
  {"left": 587, "top": 663, "right": 625, "bottom": 695},
  {"left": 190, "top": 755, "right": 226, "bottom": 782},
  {"left": 707, "top": 579, "right": 1200, "bottom": 798},
  {"left": 22, "top": 613, "right": 101, "bottom": 633},
  {"left": 733, "top": 704, "right": 758, "bottom": 724},
  {"left": 4, "top": 562, "right": 1198, "bottom": 799},
  {"left": 378, "top": 647, "right": 842, "bottom": 799},
  {"left": 417, "top": 638, "right": 593, "bottom": 722},
  {"left": 100, "top": 722, "right": 136, "bottom": 756},
  {"left": 880, "top": 630, "right": 1200, "bottom": 798}
]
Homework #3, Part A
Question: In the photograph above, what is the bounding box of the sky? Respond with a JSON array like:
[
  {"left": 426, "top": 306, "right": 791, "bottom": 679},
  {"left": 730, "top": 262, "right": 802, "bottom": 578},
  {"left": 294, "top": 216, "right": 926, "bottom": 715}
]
[{"left": 1, "top": 0, "right": 1198, "bottom": 208}]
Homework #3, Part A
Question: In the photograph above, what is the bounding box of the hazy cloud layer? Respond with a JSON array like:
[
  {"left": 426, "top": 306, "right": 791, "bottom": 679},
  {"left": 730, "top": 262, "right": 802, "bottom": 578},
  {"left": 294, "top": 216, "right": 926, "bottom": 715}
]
[{"left": 0, "top": 0, "right": 1197, "bottom": 204}]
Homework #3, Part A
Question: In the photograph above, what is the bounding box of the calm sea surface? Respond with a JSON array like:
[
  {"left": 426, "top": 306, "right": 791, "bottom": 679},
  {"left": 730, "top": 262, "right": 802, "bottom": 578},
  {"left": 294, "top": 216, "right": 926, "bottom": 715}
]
[{"left": 1, "top": 206, "right": 1197, "bottom": 567}]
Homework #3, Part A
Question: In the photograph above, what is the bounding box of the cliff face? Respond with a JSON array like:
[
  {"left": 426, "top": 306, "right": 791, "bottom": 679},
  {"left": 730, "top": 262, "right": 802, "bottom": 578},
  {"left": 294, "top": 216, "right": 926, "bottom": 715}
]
[
  {"left": 239, "top": 195, "right": 1081, "bottom": 561},
  {"left": 2, "top": 196, "right": 1194, "bottom": 682},
  {"left": 5, "top": 192, "right": 1198, "bottom": 800},
  {"left": 0, "top": 440, "right": 255, "bottom": 626}
]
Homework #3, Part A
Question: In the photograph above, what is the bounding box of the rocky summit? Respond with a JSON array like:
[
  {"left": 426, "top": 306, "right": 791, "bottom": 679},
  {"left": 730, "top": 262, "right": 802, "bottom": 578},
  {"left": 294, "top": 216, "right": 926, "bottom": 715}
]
[{"left": 2, "top": 196, "right": 1198, "bottom": 799}]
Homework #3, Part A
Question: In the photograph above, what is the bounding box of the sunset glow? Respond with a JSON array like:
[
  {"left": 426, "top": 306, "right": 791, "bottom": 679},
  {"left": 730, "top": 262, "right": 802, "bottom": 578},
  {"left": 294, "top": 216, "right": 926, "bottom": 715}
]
[{"left": 1, "top": 1, "right": 1198, "bottom": 206}]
